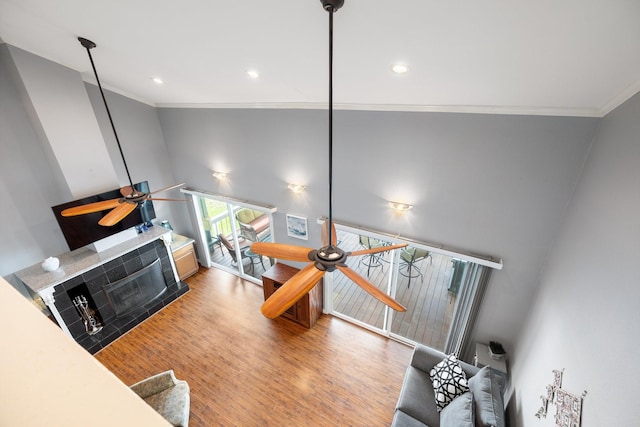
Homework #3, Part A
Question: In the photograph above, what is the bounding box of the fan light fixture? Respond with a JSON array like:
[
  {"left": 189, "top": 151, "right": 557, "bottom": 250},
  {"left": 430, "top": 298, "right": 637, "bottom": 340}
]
[
  {"left": 59, "top": 38, "right": 186, "bottom": 227},
  {"left": 248, "top": 0, "right": 408, "bottom": 320},
  {"left": 212, "top": 171, "right": 228, "bottom": 180},
  {"left": 389, "top": 201, "right": 413, "bottom": 213},
  {"left": 288, "top": 183, "right": 306, "bottom": 194}
]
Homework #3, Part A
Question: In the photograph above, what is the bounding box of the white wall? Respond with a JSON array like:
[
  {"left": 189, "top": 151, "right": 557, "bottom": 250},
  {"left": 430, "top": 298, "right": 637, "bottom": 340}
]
[
  {"left": 0, "top": 277, "right": 170, "bottom": 426},
  {"left": 509, "top": 92, "right": 640, "bottom": 426}
]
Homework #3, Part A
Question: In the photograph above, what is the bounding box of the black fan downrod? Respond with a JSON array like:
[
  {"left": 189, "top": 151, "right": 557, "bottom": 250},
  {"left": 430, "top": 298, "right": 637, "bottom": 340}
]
[
  {"left": 313, "top": 0, "right": 346, "bottom": 270},
  {"left": 78, "top": 36, "right": 139, "bottom": 198}
]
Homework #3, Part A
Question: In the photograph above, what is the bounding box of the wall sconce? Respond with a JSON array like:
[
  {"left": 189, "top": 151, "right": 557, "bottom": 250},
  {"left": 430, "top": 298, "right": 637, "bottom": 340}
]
[
  {"left": 389, "top": 201, "right": 413, "bottom": 213},
  {"left": 212, "top": 171, "right": 228, "bottom": 181},
  {"left": 288, "top": 183, "right": 306, "bottom": 194}
]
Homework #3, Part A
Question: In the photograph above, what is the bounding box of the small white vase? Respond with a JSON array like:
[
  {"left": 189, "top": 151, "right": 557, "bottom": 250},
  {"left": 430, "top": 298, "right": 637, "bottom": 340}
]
[{"left": 41, "top": 257, "right": 60, "bottom": 272}]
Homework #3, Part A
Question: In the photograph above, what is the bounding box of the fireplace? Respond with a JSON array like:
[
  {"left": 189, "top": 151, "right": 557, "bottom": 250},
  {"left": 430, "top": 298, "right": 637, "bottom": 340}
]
[
  {"left": 103, "top": 258, "right": 167, "bottom": 318},
  {"left": 38, "top": 237, "right": 190, "bottom": 354}
]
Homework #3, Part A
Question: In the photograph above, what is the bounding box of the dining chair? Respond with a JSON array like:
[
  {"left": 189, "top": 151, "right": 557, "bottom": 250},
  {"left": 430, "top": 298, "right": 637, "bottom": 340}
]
[{"left": 398, "top": 247, "right": 431, "bottom": 287}]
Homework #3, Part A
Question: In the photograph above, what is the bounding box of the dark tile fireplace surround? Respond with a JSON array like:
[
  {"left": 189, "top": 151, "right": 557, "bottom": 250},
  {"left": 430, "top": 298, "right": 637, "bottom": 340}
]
[
  {"left": 15, "top": 231, "right": 189, "bottom": 354},
  {"left": 43, "top": 239, "right": 187, "bottom": 354}
]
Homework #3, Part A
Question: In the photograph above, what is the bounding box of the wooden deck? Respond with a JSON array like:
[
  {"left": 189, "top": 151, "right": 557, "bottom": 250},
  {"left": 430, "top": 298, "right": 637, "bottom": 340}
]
[
  {"left": 208, "top": 231, "right": 457, "bottom": 351},
  {"left": 209, "top": 237, "right": 272, "bottom": 280},
  {"left": 332, "top": 231, "right": 457, "bottom": 351}
]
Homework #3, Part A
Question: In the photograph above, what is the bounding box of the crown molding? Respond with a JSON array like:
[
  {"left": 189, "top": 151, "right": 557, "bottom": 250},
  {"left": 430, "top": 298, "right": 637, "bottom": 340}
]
[
  {"left": 81, "top": 74, "right": 156, "bottom": 107},
  {"left": 598, "top": 79, "right": 640, "bottom": 117},
  {"left": 155, "top": 101, "right": 602, "bottom": 117}
]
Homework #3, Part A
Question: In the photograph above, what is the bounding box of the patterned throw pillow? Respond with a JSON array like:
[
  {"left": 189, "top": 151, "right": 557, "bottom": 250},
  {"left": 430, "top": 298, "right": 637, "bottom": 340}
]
[{"left": 429, "top": 355, "right": 470, "bottom": 412}]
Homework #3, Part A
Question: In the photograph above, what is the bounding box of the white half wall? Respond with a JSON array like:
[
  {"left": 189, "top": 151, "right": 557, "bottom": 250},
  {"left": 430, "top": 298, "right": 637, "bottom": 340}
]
[{"left": 0, "top": 277, "right": 170, "bottom": 426}]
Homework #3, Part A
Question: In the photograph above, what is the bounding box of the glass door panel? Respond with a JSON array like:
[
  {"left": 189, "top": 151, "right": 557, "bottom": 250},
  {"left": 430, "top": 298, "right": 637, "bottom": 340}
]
[
  {"left": 390, "top": 247, "right": 458, "bottom": 351},
  {"left": 195, "top": 195, "right": 273, "bottom": 282},
  {"left": 327, "top": 223, "right": 482, "bottom": 353},
  {"left": 332, "top": 229, "right": 394, "bottom": 331}
]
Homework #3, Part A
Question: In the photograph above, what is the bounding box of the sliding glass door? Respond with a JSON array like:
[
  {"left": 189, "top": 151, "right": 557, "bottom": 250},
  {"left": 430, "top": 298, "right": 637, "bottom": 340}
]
[
  {"left": 186, "top": 191, "right": 275, "bottom": 283},
  {"left": 330, "top": 224, "right": 499, "bottom": 354},
  {"left": 332, "top": 230, "right": 395, "bottom": 330}
]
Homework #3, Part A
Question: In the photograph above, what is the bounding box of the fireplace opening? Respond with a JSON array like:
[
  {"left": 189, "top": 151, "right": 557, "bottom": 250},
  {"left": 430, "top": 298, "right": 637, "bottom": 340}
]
[
  {"left": 103, "top": 258, "right": 167, "bottom": 318},
  {"left": 66, "top": 283, "right": 104, "bottom": 335}
]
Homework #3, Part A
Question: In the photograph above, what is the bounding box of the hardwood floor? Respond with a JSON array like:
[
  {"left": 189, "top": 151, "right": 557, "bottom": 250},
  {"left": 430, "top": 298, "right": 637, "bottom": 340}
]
[{"left": 95, "top": 267, "right": 413, "bottom": 426}]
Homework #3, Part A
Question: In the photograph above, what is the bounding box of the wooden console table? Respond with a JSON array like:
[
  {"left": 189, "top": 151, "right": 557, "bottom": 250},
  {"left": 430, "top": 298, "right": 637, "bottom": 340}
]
[{"left": 261, "top": 263, "right": 323, "bottom": 328}]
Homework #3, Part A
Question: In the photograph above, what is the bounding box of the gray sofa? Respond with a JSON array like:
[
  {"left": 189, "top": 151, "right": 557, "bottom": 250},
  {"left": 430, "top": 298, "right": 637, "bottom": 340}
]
[{"left": 392, "top": 344, "right": 505, "bottom": 427}]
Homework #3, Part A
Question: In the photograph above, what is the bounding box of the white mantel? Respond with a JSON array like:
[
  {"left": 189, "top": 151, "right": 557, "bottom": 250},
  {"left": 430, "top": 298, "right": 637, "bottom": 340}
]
[
  {"left": 15, "top": 227, "right": 172, "bottom": 294},
  {"left": 14, "top": 226, "right": 176, "bottom": 337}
]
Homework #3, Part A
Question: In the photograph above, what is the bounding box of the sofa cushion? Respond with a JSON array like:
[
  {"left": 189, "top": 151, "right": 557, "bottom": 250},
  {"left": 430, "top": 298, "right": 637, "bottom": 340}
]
[
  {"left": 467, "top": 366, "right": 505, "bottom": 427},
  {"left": 391, "top": 410, "right": 430, "bottom": 427},
  {"left": 440, "top": 391, "right": 474, "bottom": 427},
  {"left": 396, "top": 366, "right": 441, "bottom": 427},
  {"left": 429, "top": 355, "right": 470, "bottom": 412}
]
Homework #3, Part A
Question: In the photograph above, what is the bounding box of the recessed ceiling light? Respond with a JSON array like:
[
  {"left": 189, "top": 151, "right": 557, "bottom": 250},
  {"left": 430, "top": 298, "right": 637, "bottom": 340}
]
[
  {"left": 247, "top": 70, "right": 259, "bottom": 79},
  {"left": 151, "top": 77, "right": 164, "bottom": 85},
  {"left": 392, "top": 64, "right": 408, "bottom": 74}
]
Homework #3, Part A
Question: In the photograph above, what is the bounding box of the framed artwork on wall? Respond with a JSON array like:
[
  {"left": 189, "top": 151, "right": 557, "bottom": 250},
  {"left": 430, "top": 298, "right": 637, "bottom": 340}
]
[{"left": 286, "top": 214, "right": 308, "bottom": 240}]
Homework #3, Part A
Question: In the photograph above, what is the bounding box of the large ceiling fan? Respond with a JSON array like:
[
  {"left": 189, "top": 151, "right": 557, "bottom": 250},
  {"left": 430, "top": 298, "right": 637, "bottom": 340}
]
[
  {"left": 251, "top": 0, "right": 408, "bottom": 319},
  {"left": 61, "top": 37, "right": 185, "bottom": 227}
]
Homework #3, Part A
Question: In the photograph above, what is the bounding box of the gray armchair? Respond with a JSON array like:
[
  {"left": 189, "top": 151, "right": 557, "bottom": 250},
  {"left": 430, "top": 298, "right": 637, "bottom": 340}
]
[{"left": 130, "top": 370, "right": 190, "bottom": 427}]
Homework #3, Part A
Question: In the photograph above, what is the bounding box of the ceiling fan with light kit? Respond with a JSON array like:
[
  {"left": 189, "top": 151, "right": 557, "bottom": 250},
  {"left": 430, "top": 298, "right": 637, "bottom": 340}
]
[
  {"left": 60, "top": 37, "right": 185, "bottom": 227},
  {"left": 250, "top": 0, "right": 408, "bottom": 319}
]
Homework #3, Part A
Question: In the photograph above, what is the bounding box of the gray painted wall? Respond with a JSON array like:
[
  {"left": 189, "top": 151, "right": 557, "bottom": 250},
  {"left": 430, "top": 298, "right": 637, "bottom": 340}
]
[
  {"left": 509, "top": 93, "right": 640, "bottom": 426},
  {"left": 157, "top": 107, "right": 599, "bottom": 351},
  {"left": 84, "top": 83, "right": 185, "bottom": 235},
  {"left": 0, "top": 46, "right": 180, "bottom": 295},
  {"left": 0, "top": 44, "right": 69, "bottom": 293},
  {"left": 7, "top": 45, "right": 119, "bottom": 197}
]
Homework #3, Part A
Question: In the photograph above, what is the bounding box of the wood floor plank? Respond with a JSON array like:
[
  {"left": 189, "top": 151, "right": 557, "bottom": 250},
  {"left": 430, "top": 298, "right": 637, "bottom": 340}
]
[{"left": 95, "top": 267, "right": 413, "bottom": 426}]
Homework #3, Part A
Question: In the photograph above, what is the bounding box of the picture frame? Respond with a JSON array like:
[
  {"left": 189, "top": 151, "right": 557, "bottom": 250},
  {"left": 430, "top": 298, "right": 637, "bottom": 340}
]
[{"left": 286, "top": 214, "right": 308, "bottom": 240}]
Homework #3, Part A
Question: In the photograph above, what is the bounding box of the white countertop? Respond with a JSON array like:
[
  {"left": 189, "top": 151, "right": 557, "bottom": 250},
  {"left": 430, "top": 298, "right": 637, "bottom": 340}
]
[
  {"left": 15, "top": 227, "right": 171, "bottom": 294},
  {"left": 170, "top": 233, "right": 195, "bottom": 252}
]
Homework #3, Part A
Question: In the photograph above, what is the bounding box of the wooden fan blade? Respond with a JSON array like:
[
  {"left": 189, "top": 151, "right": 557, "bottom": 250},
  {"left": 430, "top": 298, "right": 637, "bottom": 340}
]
[
  {"left": 98, "top": 202, "right": 137, "bottom": 226},
  {"left": 250, "top": 242, "right": 313, "bottom": 262},
  {"left": 261, "top": 263, "right": 326, "bottom": 318},
  {"left": 321, "top": 221, "right": 338, "bottom": 247},
  {"left": 120, "top": 186, "right": 133, "bottom": 197},
  {"left": 350, "top": 243, "right": 408, "bottom": 257},
  {"left": 61, "top": 198, "right": 122, "bottom": 216},
  {"left": 337, "top": 265, "right": 406, "bottom": 312},
  {"left": 147, "top": 197, "right": 187, "bottom": 202},
  {"left": 148, "top": 182, "right": 185, "bottom": 196}
]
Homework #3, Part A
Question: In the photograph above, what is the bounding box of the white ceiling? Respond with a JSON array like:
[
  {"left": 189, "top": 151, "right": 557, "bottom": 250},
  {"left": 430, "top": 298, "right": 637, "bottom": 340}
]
[{"left": 1, "top": 0, "right": 639, "bottom": 117}]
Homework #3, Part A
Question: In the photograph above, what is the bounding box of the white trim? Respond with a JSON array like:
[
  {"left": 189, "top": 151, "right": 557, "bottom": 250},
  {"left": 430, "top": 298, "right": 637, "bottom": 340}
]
[
  {"left": 81, "top": 77, "right": 156, "bottom": 107},
  {"left": 180, "top": 187, "right": 277, "bottom": 213},
  {"left": 598, "top": 81, "right": 640, "bottom": 117},
  {"left": 183, "top": 188, "right": 272, "bottom": 284},
  {"left": 319, "top": 217, "right": 503, "bottom": 270},
  {"left": 155, "top": 101, "right": 602, "bottom": 118}
]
